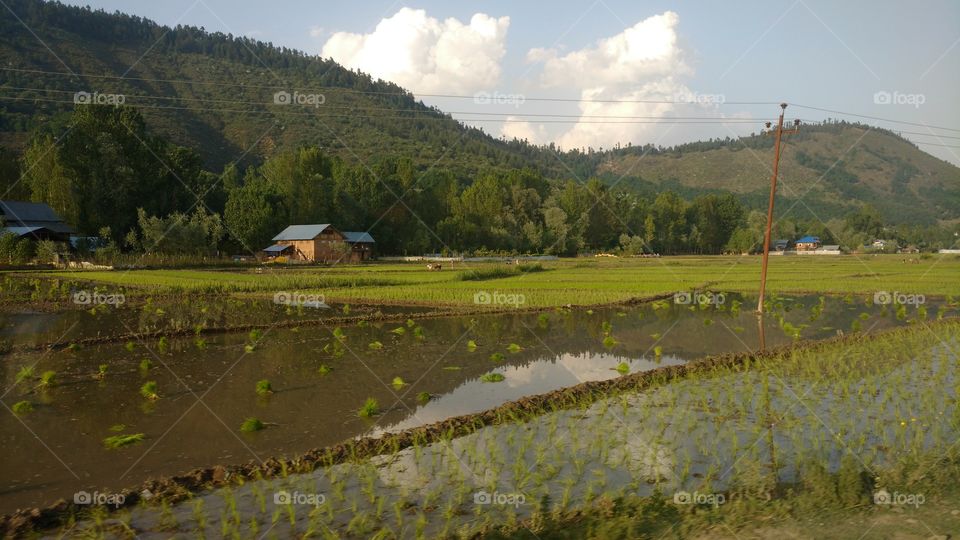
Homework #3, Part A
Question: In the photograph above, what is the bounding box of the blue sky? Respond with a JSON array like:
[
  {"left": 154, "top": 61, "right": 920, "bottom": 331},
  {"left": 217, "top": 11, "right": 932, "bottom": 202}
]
[{"left": 60, "top": 0, "right": 960, "bottom": 164}]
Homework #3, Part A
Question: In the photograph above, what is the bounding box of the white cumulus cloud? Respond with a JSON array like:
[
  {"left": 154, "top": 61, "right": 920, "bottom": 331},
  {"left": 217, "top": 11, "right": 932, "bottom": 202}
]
[
  {"left": 508, "top": 11, "right": 732, "bottom": 151},
  {"left": 321, "top": 8, "right": 510, "bottom": 95}
]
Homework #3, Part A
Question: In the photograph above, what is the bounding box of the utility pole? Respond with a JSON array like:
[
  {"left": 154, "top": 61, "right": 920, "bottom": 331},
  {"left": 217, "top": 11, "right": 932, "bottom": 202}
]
[{"left": 757, "top": 103, "right": 800, "bottom": 313}]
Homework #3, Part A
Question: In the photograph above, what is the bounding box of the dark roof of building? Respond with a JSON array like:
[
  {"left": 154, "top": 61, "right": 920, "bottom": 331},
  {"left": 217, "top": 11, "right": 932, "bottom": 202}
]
[
  {"left": 262, "top": 243, "right": 294, "bottom": 253},
  {"left": 0, "top": 200, "right": 74, "bottom": 234},
  {"left": 342, "top": 231, "right": 375, "bottom": 243},
  {"left": 272, "top": 224, "right": 335, "bottom": 241}
]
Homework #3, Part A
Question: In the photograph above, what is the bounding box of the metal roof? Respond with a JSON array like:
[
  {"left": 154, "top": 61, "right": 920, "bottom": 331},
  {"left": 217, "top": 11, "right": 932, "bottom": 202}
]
[
  {"left": 342, "top": 231, "right": 375, "bottom": 243},
  {"left": 0, "top": 200, "right": 74, "bottom": 234},
  {"left": 3, "top": 226, "right": 45, "bottom": 237},
  {"left": 272, "top": 224, "right": 332, "bottom": 241},
  {"left": 796, "top": 235, "right": 820, "bottom": 243},
  {"left": 262, "top": 243, "right": 293, "bottom": 253}
]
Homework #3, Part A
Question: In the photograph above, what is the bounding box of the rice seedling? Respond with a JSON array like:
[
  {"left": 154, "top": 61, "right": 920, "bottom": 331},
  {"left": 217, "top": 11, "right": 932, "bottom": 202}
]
[
  {"left": 194, "top": 337, "right": 207, "bottom": 350},
  {"left": 140, "top": 381, "right": 160, "bottom": 400},
  {"left": 108, "top": 424, "right": 125, "bottom": 432},
  {"left": 391, "top": 376, "right": 407, "bottom": 389},
  {"left": 467, "top": 340, "right": 478, "bottom": 351},
  {"left": 37, "top": 370, "right": 56, "bottom": 389},
  {"left": 537, "top": 313, "right": 550, "bottom": 328},
  {"left": 93, "top": 364, "right": 108, "bottom": 380},
  {"left": 358, "top": 398, "right": 380, "bottom": 418},
  {"left": 416, "top": 392, "right": 432, "bottom": 404},
  {"left": 139, "top": 358, "right": 153, "bottom": 372},
  {"left": 15, "top": 365, "right": 34, "bottom": 385},
  {"left": 157, "top": 336, "right": 169, "bottom": 353},
  {"left": 255, "top": 379, "right": 273, "bottom": 396},
  {"left": 240, "top": 417, "right": 265, "bottom": 432},
  {"left": 124, "top": 341, "right": 136, "bottom": 352},
  {"left": 480, "top": 373, "right": 505, "bottom": 383},
  {"left": 507, "top": 343, "right": 522, "bottom": 353},
  {"left": 614, "top": 362, "right": 629, "bottom": 374},
  {"left": 653, "top": 346, "right": 663, "bottom": 357},
  {"left": 489, "top": 352, "right": 505, "bottom": 362},
  {"left": 244, "top": 344, "right": 256, "bottom": 353},
  {"left": 249, "top": 329, "right": 263, "bottom": 342},
  {"left": 413, "top": 326, "right": 425, "bottom": 340},
  {"left": 318, "top": 364, "right": 333, "bottom": 375},
  {"left": 333, "top": 327, "right": 346, "bottom": 341},
  {"left": 406, "top": 319, "right": 416, "bottom": 328},
  {"left": 103, "top": 433, "right": 145, "bottom": 449},
  {"left": 369, "top": 341, "right": 384, "bottom": 350},
  {"left": 11, "top": 400, "right": 33, "bottom": 414},
  {"left": 603, "top": 336, "right": 617, "bottom": 348},
  {"left": 390, "top": 327, "right": 406, "bottom": 336}
]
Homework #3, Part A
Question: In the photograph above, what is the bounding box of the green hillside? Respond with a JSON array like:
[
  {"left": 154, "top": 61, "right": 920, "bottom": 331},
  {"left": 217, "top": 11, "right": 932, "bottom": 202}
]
[{"left": 0, "top": 0, "right": 957, "bottom": 226}]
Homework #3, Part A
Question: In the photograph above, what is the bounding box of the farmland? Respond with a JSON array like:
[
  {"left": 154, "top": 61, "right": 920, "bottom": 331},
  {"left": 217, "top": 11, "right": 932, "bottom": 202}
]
[{"left": 0, "top": 255, "right": 958, "bottom": 538}]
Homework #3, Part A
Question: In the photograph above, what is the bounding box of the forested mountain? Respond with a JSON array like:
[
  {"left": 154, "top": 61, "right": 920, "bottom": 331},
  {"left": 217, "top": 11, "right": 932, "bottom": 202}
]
[{"left": 0, "top": 0, "right": 957, "bottom": 258}]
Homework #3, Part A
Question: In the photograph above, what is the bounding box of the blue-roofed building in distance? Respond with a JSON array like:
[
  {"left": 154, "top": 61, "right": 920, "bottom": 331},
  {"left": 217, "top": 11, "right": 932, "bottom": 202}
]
[
  {"left": 795, "top": 235, "right": 821, "bottom": 251},
  {"left": 262, "top": 224, "right": 375, "bottom": 263}
]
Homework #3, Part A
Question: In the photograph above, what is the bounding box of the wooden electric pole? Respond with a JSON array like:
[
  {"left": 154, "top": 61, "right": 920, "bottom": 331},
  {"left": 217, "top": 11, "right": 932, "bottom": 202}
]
[{"left": 757, "top": 103, "right": 800, "bottom": 314}]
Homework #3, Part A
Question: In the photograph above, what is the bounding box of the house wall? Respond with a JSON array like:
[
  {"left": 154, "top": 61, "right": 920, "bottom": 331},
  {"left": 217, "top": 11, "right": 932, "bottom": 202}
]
[{"left": 277, "top": 229, "right": 347, "bottom": 262}]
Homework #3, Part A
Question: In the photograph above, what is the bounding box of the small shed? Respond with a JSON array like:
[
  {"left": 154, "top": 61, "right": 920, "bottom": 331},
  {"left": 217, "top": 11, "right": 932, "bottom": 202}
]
[{"left": 342, "top": 231, "right": 375, "bottom": 262}]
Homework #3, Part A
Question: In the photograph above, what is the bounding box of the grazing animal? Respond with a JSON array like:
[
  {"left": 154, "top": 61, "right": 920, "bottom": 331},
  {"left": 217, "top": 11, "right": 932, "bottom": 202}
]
[{"left": 427, "top": 263, "right": 442, "bottom": 271}]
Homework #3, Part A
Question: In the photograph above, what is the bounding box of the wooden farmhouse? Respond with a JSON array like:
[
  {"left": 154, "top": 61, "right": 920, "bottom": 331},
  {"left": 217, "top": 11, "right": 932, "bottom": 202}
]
[{"left": 263, "top": 224, "right": 375, "bottom": 263}]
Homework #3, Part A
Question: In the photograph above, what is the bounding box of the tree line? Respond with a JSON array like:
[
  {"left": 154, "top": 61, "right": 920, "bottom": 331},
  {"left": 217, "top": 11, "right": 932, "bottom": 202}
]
[{"left": 0, "top": 105, "right": 956, "bottom": 263}]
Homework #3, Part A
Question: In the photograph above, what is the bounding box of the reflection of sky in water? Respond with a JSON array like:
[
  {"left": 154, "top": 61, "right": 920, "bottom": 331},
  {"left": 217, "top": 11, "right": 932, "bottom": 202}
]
[{"left": 372, "top": 352, "right": 684, "bottom": 435}]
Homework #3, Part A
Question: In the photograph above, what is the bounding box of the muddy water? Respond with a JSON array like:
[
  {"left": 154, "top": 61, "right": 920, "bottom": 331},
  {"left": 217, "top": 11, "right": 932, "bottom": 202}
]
[{"left": 0, "top": 294, "right": 946, "bottom": 513}]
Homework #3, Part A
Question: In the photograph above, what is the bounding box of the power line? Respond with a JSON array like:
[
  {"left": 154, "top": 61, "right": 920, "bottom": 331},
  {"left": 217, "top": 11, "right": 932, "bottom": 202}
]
[{"left": 791, "top": 104, "right": 960, "bottom": 134}]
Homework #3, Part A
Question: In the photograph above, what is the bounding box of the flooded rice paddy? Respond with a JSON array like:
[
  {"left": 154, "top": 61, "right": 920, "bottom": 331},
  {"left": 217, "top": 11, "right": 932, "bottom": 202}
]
[{"left": 0, "top": 292, "right": 952, "bottom": 516}]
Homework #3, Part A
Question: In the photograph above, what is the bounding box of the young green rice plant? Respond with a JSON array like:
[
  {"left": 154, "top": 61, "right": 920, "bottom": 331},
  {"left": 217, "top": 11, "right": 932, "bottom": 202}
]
[
  {"left": 194, "top": 337, "right": 207, "bottom": 350},
  {"left": 653, "top": 346, "right": 663, "bottom": 358},
  {"left": 537, "top": 313, "right": 550, "bottom": 328},
  {"left": 416, "top": 391, "right": 432, "bottom": 404},
  {"left": 15, "top": 365, "right": 34, "bottom": 385},
  {"left": 507, "top": 343, "right": 522, "bottom": 353},
  {"left": 139, "top": 358, "right": 152, "bottom": 372},
  {"left": 37, "top": 370, "right": 56, "bottom": 389},
  {"left": 358, "top": 397, "right": 380, "bottom": 418},
  {"left": 333, "top": 327, "right": 346, "bottom": 341},
  {"left": 480, "top": 373, "right": 505, "bottom": 383},
  {"left": 489, "top": 352, "right": 505, "bottom": 362},
  {"left": 390, "top": 326, "right": 406, "bottom": 336},
  {"left": 467, "top": 340, "right": 478, "bottom": 351},
  {"left": 103, "top": 433, "right": 145, "bottom": 449},
  {"left": 11, "top": 400, "right": 33, "bottom": 414},
  {"left": 368, "top": 340, "right": 383, "bottom": 350},
  {"left": 124, "top": 341, "right": 136, "bottom": 352},
  {"left": 603, "top": 335, "right": 617, "bottom": 348},
  {"left": 240, "top": 417, "right": 265, "bottom": 432},
  {"left": 93, "top": 364, "right": 108, "bottom": 380},
  {"left": 157, "top": 336, "right": 169, "bottom": 353},
  {"left": 413, "top": 326, "right": 425, "bottom": 340},
  {"left": 255, "top": 379, "right": 273, "bottom": 396},
  {"left": 140, "top": 381, "right": 160, "bottom": 400},
  {"left": 391, "top": 376, "right": 407, "bottom": 389},
  {"left": 614, "top": 362, "right": 629, "bottom": 374},
  {"left": 317, "top": 364, "right": 332, "bottom": 376}
]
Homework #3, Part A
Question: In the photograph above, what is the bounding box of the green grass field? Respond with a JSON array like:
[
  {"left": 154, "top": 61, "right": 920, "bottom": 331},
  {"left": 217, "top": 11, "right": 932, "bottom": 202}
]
[{"left": 33, "top": 254, "right": 958, "bottom": 308}]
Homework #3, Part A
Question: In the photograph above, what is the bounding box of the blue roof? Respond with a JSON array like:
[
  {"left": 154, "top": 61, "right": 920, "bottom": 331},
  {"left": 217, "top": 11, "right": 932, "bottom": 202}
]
[
  {"left": 797, "top": 235, "right": 820, "bottom": 243},
  {"left": 3, "top": 226, "right": 45, "bottom": 237},
  {"left": 262, "top": 243, "right": 293, "bottom": 253},
  {"left": 343, "top": 231, "right": 375, "bottom": 243},
  {"left": 272, "top": 224, "right": 332, "bottom": 241}
]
